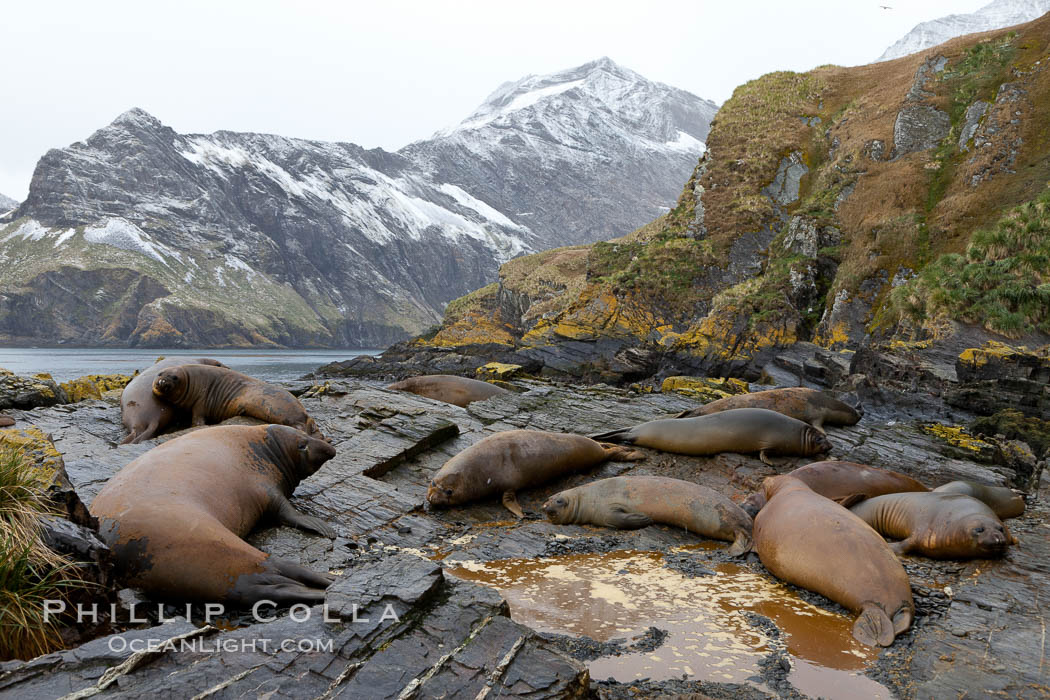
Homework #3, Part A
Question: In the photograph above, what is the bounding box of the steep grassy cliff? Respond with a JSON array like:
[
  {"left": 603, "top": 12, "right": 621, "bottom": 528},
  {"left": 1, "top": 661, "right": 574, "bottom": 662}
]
[{"left": 420, "top": 14, "right": 1050, "bottom": 371}]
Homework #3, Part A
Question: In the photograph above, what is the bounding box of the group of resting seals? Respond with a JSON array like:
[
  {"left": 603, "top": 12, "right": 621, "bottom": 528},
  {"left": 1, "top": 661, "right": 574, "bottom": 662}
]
[
  {"left": 90, "top": 367, "right": 1025, "bottom": 652},
  {"left": 415, "top": 380, "right": 1024, "bottom": 648},
  {"left": 122, "top": 357, "right": 325, "bottom": 443},
  {"left": 92, "top": 358, "right": 338, "bottom": 607}
]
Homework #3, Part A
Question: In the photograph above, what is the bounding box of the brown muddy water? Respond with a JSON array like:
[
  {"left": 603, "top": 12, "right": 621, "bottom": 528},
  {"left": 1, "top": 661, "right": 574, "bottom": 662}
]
[{"left": 446, "top": 547, "right": 892, "bottom": 699}]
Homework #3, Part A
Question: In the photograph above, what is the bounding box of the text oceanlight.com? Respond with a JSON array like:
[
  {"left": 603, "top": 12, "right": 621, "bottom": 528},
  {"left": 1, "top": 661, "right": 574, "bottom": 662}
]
[{"left": 108, "top": 637, "right": 337, "bottom": 654}]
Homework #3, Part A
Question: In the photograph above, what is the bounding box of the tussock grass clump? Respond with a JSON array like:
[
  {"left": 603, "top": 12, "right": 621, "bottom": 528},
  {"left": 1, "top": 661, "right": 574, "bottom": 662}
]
[
  {"left": 0, "top": 447, "right": 86, "bottom": 660},
  {"left": 887, "top": 188, "right": 1050, "bottom": 337}
]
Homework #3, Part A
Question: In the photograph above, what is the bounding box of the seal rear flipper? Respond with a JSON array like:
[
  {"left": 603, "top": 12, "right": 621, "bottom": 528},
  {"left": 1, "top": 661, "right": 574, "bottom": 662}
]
[
  {"left": 853, "top": 605, "right": 895, "bottom": 647},
  {"left": 673, "top": 409, "right": 702, "bottom": 419},
  {"left": 502, "top": 491, "right": 525, "bottom": 519},
  {"left": 892, "top": 606, "right": 913, "bottom": 636},
  {"left": 588, "top": 427, "right": 634, "bottom": 444},
  {"left": 727, "top": 531, "right": 753, "bottom": 557},
  {"left": 606, "top": 507, "right": 653, "bottom": 530},
  {"left": 599, "top": 444, "right": 647, "bottom": 462},
  {"left": 810, "top": 418, "right": 827, "bottom": 434}
]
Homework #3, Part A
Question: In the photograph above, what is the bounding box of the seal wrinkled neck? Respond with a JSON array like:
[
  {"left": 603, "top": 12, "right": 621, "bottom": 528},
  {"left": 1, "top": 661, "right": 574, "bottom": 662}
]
[{"left": 257, "top": 427, "right": 307, "bottom": 492}]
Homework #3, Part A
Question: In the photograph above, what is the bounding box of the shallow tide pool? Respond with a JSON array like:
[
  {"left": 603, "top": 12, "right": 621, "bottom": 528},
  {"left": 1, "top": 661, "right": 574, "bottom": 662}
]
[{"left": 446, "top": 548, "right": 892, "bottom": 699}]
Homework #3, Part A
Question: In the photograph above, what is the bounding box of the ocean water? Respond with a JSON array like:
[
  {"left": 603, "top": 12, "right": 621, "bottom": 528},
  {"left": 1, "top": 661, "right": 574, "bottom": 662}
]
[{"left": 0, "top": 348, "right": 379, "bottom": 383}]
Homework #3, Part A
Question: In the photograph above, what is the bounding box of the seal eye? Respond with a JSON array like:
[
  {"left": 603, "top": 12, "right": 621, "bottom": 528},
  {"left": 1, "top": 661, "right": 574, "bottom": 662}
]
[
  {"left": 557, "top": 498, "right": 567, "bottom": 506},
  {"left": 297, "top": 440, "right": 308, "bottom": 451},
  {"left": 974, "top": 526, "right": 985, "bottom": 534},
  {"left": 445, "top": 489, "right": 453, "bottom": 496}
]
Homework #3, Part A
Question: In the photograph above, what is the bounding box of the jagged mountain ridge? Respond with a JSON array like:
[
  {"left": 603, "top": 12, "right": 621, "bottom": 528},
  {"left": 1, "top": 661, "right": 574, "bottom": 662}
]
[
  {"left": 0, "top": 109, "right": 534, "bottom": 347},
  {"left": 0, "top": 193, "right": 17, "bottom": 214},
  {"left": 0, "top": 58, "right": 717, "bottom": 348},
  {"left": 410, "top": 12, "right": 1050, "bottom": 379},
  {"left": 402, "top": 57, "right": 718, "bottom": 245},
  {"left": 879, "top": 0, "right": 1050, "bottom": 61}
]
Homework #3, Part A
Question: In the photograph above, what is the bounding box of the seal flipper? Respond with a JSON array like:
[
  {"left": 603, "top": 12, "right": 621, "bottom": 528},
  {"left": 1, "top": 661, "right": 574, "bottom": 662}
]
[
  {"left": 273, "top": 496, "right": 337, "bottom": 538},
  {"left": 810, "top": 418, "right": 827, "bottom": 434},
  {"left": 599, "top": 444, "right": 647, "bottom": 462},
  {"left": 502, "top": 491, "right": 524, "bottom": 519},
  {"left": 853, "top": 605, "right": 895, "bottom": 647},
  {"left": 889, "top": 537, "right": 917, "bottom": 557},
  {"left": 727, "top": 531, "right": 753, "bottom": 557},
  {"left": 892, "top": 606, "right": 913, "bottom": 636},
  {"left": 272, "top": 557, "right": 335, "bottom": 588},
  {"left": 759, "top": 450, "right": 785, "bottom": 467},
  {"left": 605, "top": 507, "right": 653, "bottom": 530},
  {"left": 836, "top": 493, "right": 868, "bottom": 509},
  {"left": 588, "top": 427, "right": 635, "bottom": 444}
]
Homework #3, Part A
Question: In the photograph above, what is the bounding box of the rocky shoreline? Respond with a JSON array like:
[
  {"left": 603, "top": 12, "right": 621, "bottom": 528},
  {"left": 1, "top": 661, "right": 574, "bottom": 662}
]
[{"left": 0, "top": 338, "right": 1047, "bottom": 698}]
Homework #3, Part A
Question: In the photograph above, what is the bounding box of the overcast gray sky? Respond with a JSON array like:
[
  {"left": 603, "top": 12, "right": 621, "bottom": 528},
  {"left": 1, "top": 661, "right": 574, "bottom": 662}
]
[{"left": 0, "top": 0, "right": 990, "bottom": 201}]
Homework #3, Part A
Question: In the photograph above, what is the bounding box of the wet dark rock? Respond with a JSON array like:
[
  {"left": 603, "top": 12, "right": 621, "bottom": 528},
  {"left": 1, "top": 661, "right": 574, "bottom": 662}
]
[
  {"left": 541, "top": 626, "right": 669, "bottom": 663},
  {"left": 38, "top": 515, "right": 112, "bottom": 588}
]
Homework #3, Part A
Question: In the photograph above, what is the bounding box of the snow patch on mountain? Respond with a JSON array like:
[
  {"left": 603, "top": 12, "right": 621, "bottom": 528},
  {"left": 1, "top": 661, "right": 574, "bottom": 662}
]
[
  {"left": 83, "top": 218, "right": 180, "bottom": 265},
  {"left": 879, "top": 0, "right": 1050, "bottom": 61}
]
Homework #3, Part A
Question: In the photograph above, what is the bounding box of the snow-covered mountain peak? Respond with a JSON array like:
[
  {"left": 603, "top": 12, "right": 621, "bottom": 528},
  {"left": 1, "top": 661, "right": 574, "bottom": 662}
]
[
  {"left": 434, "top": 57, "right": 714, "bottom": 143},
  {"left": 878, "top": 0, "right": 1050, "bottom": 61}
]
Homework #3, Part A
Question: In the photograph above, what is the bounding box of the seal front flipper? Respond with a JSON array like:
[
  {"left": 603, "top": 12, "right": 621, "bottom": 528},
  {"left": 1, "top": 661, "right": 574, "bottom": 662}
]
[
  {"left": 605, "top": 506, "right": 653, "bottom": 529},
  {"left": 889, "top": 537, "right": 917, "bottom": 557},
  {"left": 853, "top": 605, "right": 895, "bottom": 647},
  {"left": 502, "top": 491, "right": 525, "bottom": 519},
  {"left": 273, "top": 496, "right": 337, "bottom": 538},
  {"left": 835, "top": 493, "right": 868, "bottom": 509},
  {"left": 759, "top": 449, "right": 785, "bottom": 467}
]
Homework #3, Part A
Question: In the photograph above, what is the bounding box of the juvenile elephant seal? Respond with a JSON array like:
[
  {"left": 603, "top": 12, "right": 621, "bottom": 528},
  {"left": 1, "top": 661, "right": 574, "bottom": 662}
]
[
  {"left": 121, "top": 357, "right": 227, "bottom": 444},
  {"left": 741, "top": 460, "right": 929, "bottom": 517},
  {"left": 850, "top": 492, "right": 1017, "bottom": 559},
  {"left": 387, "top": 374, "right": 509, "bottom": 408},
  {"left": 933, "top": 480, "right": 1025, "bottom": 519},
  {"left": 543, "top": 475, "right": 753, "bottom": 556},
  {"left": 426, "top": 430, "right": 645, "bottom": 518},
  {"left": 755, "top": 475, "right": 914, "bottom": 647},
  {"left": 0, "top": 414, "right": 14, "bottom": 427},
  {"left": 153, "top": 365, "right": 325, "bottom": 440},
  {"left": 91, "top": 425, "right": 337, "bottom": 604},
  {"left": 591, "top": 408, "right": 830, "bottom": 465},
  {"left": 675, "top": 387, "right": 861, "bottom": 433}
]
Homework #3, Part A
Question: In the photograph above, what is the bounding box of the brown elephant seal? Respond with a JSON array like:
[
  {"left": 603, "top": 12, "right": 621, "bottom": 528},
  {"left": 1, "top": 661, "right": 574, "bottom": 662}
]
[
  {"left": 120, "top": 357, "right": 227, "bottom": 444},
  {"left": 387, "top": 374, "right": 510, "bottom": 408},
  {"left": 932, "top": 480, "right": 1025, "bottom": 519},
  {"left": 755, "top": 475, "right": 914, "bottom": 646},
  {"left": 426, "top": 430, "right": 645, "bottom": 518},
  {"left": 741, "top": 460, "right": 929, "bottom": 517},
  {"left": 153, "top": 364, "right": 325, "bottom": 441},
  {"left": 850, "top": 492, "right": 1017, "bottom": 559},
  {"left": 543, "top": 475, "right": 753, "bottom": 556},
  {"left": 590, "top": 408, "right": 831, "bottom": 466},
  {"left": 91, "top": 425, "right": 337, "bottom": 604},
  {"left": 675, "top": 387, "right": 861, "bottom": 433},
  {"left": 0, "top": 414, "right": 14, "bottom": 427}
]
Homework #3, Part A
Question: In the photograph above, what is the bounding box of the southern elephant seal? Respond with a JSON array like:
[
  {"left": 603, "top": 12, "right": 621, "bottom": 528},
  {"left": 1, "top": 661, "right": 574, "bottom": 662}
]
[
  {"left": 932, "top": 480, "right": 1026, "bottom": 519},
  {"left": 675, "top": 387, "right": 862, "bottom": 433},
  {"left": 754, "top": 475, "right": 914, "bottom": 647},
  {"left": 387, "top": 374, "right": 510, "bottom": 408},
  {"left": 590, "top": 408, "right": 831, "bottom": 465},
  {"left": 120, "top": 357, "right": 227, "bottom": 444},
  {"left": 152, "top": 364, "right": 325, "bottom": 441},
  {"left": 91, "top": 425, "right": 337, "bottom": 605},
  {"left": 426, "top": 430, "right": 645, "bottom": 518},
  {"left": 850, "top": 491, "right": 1017, "bottom": 559},
  {"left": 543, "top": 475, "right": 753, "bottom": 556},
  {"left": 741, "top": 460, "right": 929, "bottom": 517}
]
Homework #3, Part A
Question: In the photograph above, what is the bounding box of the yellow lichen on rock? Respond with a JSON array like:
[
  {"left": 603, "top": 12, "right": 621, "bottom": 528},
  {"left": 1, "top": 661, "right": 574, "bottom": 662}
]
[
  {"left": 59, "top": 374, "right": 133, "bottom": 403},
  {"left": 661, "top": 376, "right": 749, "bottom": 402},
  {"left": 958, "top": 341, "right": 1043, "bottom": 368},
  {"left": 814, "top": 319, "right": 851, "bottom": 350},
  {"left": 475, "top": 362, "right": 523, "bottom": 381},
  {"left": 922, "top": 424, "right": 994, "bottom": 454},
  {"left": 0, "top": 426, "right": 65, "bottom": 486}
]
